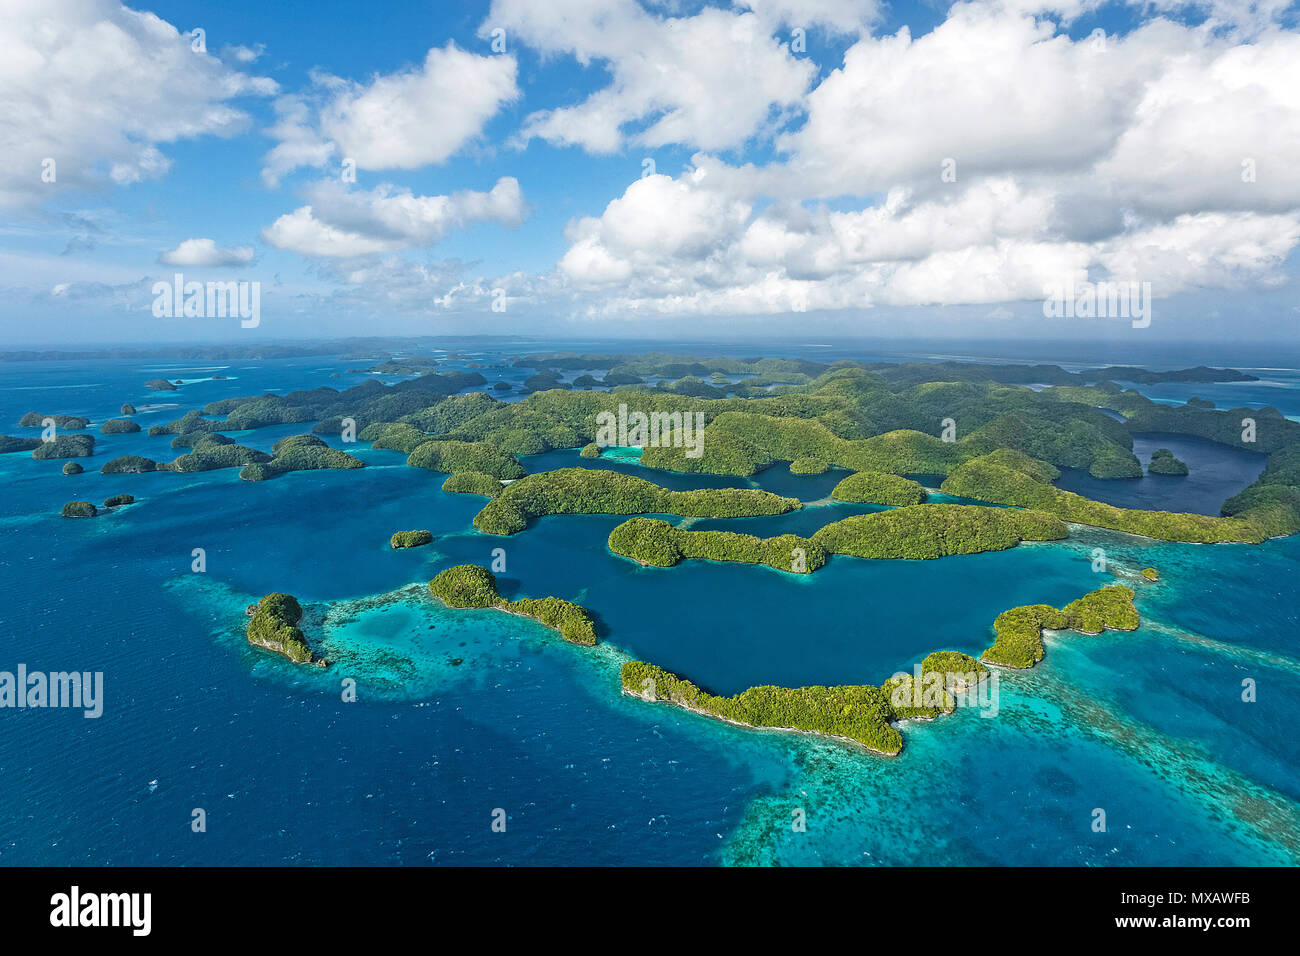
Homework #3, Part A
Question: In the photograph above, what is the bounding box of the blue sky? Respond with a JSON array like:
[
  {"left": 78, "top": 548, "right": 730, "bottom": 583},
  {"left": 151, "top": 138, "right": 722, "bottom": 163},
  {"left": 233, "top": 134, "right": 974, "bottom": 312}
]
[{"left": 3, "top": 0, "right": 1300, "bottom": 347}]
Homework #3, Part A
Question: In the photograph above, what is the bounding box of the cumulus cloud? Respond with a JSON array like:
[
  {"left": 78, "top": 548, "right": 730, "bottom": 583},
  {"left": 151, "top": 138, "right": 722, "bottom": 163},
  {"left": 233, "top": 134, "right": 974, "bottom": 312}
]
[
  {"left": 0, "top": 0, "right": 275, "bottom": 210},
  {"left": 483, "top": 0, "right": 815, "bottom": 153},
  {"left": 547, "top": 2, "right": 1300, "bottom": 318},
  {"left": 158, "top": 238, "right": 256, "bottom": 267},
  {"left": 734, "top": 0, "right": 881, "bottom": 34},
  {"left": 262, "top": 177, "right": 528, "bottom": 258},
  {"left": 260, "top": 43, "right": 518, "bottom": 185}
]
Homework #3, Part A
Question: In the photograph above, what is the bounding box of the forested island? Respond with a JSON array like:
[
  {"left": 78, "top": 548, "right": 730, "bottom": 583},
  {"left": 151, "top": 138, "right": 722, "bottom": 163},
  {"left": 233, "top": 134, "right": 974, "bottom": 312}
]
[
  {"left": 606, "top": 503, "right": 1065, "bottom": 571},
  {"left": 99, "top": 350, "right": 1294, "bottom": 553},
  {"left": 246, "top": 593, "right": 317, "bottom": 665},
  {"left": 621, "top": 585, "right": 1139, "bottom": 752},
  {"left": 427, "top": 565, "right": 597, "bottom": 645}
]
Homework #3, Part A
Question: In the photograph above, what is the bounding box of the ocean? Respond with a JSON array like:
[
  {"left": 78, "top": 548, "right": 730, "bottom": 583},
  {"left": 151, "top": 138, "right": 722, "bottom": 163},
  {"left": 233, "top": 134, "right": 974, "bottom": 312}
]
[{"left": 1, "top": 341, "right": 1296, "bottom": 865}]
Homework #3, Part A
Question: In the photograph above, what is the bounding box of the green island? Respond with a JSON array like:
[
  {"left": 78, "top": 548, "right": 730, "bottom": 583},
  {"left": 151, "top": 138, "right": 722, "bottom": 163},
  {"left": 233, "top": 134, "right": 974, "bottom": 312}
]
[
  {"left": 62, "top": 462, "right": 83, "bottom": 475},
  {"left": 1141, "top": 567, "right": 1160, "bottom": 581},
  {"left": 789, "top": 455, "right": 829, "bottom": 474},
  {"left": 830, "top": 470, "right": 926, "bottom": 505},
  {"left": 810, "top": 502, "right": 1067, "bottom": 559},
  {"left": 33, "top": 435, "right": 94, "bottom": 460},
  {"left": 1149, "top": 448, "right": 1189, "bottom": 475},
  {"left": 101, "top": 455, "right": 161, "bottom": 474},
  {"left": 0, "top": 436, "right": 43, "bottom": 454},
  {"left": 620, "top": 585, "right": 1135, "bottom": 753},
  {"left": 579, "top": 442, "right": 601, "bottom": 458},
  {"left": 61, "top": 501, "right": 97, "bottom": 518},
  {"left": 390, "top": 529, "right": 433, "bottom": 549},
  {"left": 427, "top": 564, "right": 597, "bottom": 645},
  {"left": 120, "top": 403, "right": 137, "bottom": 416},
  {"left": 246, "top": 593, "right": 318, "bottom": 665},
  {"left": 100, "top": 419, "right": 141, "bottom": 434},
  {"left": 472, "top": 468, "right": 800, "bottom": 535},
  {"left": 405, "top": 438, "right": 524, "bottom": 478},
  {"left": 621, "top": 661, "right": 904, "bottom": 754},
  {"left": 103, "top": 494, "right": 135, "bottom": 508},
  {"left": 609, "top": 517, "right": 827, "bottom": 572},
  {"left": 981, "top": 585, "right": 1139, "bottom": 668},
  {"left": 20, "top": 412, "right": 89, "bottom": 429},
  {"left": 144, "top": 379, "right": 178, "bottom": 391},
  {"left": 606, "top": 503, "right": 1064, "bottom": 570},
  {"left": 440, "top": 471, "right": 503, "bottom": 497},
  {"left": 239, "top": 435, "right": 364, "bottom": 481}
]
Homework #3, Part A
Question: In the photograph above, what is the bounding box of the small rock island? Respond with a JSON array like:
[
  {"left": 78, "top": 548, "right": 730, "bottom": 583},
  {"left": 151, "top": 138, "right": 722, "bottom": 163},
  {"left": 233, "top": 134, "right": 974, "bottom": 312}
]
[{"left": 246, "top": 593, "right": 318, "bottom": 665}]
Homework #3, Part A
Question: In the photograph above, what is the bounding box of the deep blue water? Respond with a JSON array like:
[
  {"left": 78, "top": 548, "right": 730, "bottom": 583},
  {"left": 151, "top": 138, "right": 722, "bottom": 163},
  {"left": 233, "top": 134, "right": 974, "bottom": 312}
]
[
  {"left": 1, "top": 347, "right": 1297, "bottom": 865},
  {"left": 1053, "top": 432, "right": 1268, "bottom": 515}
]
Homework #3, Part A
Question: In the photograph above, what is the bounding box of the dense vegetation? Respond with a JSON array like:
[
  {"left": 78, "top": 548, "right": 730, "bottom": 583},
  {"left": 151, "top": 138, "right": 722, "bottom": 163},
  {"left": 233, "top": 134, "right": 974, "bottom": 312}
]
[
  {"left": 607, "top": 503, "right": 1064, "bottom": 571},
  {"left": 427, "top": 564, "right": 597, "bottom": 645},
  {"left": 247, "top": 593, "right": 314, "bottom": 664},
  {"left": 580, "top": 442, "right": 601, "bottom": 458},
  {"left": 473, "top": 468, "right": 800, "bottom": 535},
  {"left": 390, "top": 530, "right": 433, "bottom": 549},
  {"left": 406, "top": 439, "right": 525, "bottom": 478},
  {"left": 168, "top": 436, "right": 271, "bottom": 473},
  {"left": 1141, "top": 567, "right": 1159, "bottom": 580},
  {"left": 103, "top": 494, "right": 135, "bottom": 507},
  {"left": 941, "top": 449, "right": 1295, "bottom": 542},
  {"left": 239, "top": 435, "right": 364, "bottom": 481},
  {"left": 621, "top": 661, "right": 903, "bottom": 754},
  {"left": 100, "top": 455, "right": 158, "bottom": 474},
  {"left": 809, "top": 503, "right": 1067, "bottom": 559},
  {"left": 441, "top": 471, "right": 504, "bottom": 497},
  {"left": 981, "top": 585, "right": 1139, "bottom": 668},
  {"left": 20, "top": 413, "right": 89, "bottom": 429},
  {"left": 32, "top": 435, "right": 94, "bottom": 460},
  {"left": 1148, "top": 448, "right": 1189, "bottom": 475},
  {"left": 62, "top": 461, "right": 83, "bottom": 475},
  {"left": 830, "top": 471, "right": 926, "bottom": 505},
  {"left": 100, "top": 419, "right": 141, "bottom": 434},
  {"left": 0, "top": 436, "right": 42, "bottom": 454},
  {"left": 61, "top": 501, "right": 96, "bottom": 518},
  {"left": 608, "top": 517, "right": 827, "bottom": 572},
  {"left": 788, "top": 455, "right": 829, "bottom": 474},
  {"left": 428, "top": 564, "right": 500, "bottom": 607},
  {"left": 142, "top": 353, "right": 1297, "bottom": 548}
]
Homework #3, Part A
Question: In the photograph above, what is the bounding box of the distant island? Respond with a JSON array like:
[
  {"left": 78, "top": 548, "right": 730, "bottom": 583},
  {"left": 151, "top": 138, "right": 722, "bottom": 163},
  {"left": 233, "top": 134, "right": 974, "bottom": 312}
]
[{"left": 1149, "top": 448, "right": 1190, "bottom": 475}]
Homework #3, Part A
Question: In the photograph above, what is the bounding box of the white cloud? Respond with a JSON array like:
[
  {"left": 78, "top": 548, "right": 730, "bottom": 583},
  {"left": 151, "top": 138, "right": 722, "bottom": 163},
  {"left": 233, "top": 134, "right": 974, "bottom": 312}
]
[
  {"left": 0, "top": 0, "right": 275, "bottom": 210},
  {"left": 158, "top": 238, "right": 255, "bottom": 267},
  {"left": 262, "top": 177, "right": 528, "bottom": 258},
  {"left": 546, "top": 3, "right": 1300, "bottom": 318},
  {"left": 484, "top": 0, "right": 815, "bottom": 153},
  {"left": 734, "top": 0, "right": 881, "bottom": 34},
  {"left": 261, "top": 43, "right": 518, "bottom": 184}
]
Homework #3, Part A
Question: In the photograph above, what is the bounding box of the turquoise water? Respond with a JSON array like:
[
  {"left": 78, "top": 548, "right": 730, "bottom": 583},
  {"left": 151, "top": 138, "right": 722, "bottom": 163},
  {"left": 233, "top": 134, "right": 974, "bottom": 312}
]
[{"left": 1, "top": 349, "right": 1297, "bottom": 865}]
